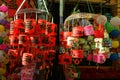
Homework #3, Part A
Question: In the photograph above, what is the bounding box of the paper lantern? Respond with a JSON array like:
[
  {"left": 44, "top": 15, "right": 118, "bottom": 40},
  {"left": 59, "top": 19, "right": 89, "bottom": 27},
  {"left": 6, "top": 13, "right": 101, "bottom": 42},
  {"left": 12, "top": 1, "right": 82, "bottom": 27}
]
[
  {"left": 5, "top": 23, "right": 10, "bottom": 29},
  {"left": 112, "top": 40, "right": 119, "bottom": 48},
  {"left": 93, "top": 54, "right": 106, "bottom": 64},
  {"left": 110, "top": 53, "right": 119, "bottom": 61},
  {"left": 72, "top": 26, "right": 84, "bottom": 37},
  {"left": 22, "top": 53, "right": 33, "bottom": 66},
  {"left": 96, "top": 15, "right": 107, "bottom": 25},
  {"left": 0, "top": 25, "right": 4, "bottom": 32},
  {"left": 109, "top": 30, "right": 119, "bottom": 38},
  {"left": 0, "top": 19, "right": 8, "bottom": 25},
  {"left": 0, "top": 37, "right": 3, "bottom": 44},
  {"left": 84, "top": 25, "right": 94, "bottom": 36},
  {"left": 110, "top": 17, "right": 120, "bottom": 26},
  {"left": 0, "top": 12, "right": 6, "bottom": 20},
  {"left": 104, "top": 21, "right": 114, "bottom": 33},
  {"left": 0, "top": 5, "right": 8, "bottom": 12}
]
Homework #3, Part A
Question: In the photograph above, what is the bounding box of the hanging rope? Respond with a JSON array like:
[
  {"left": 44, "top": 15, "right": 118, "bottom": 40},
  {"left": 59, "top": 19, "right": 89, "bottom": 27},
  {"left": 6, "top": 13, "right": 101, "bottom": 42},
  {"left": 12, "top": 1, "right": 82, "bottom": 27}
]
[
  {"left": 100, "top": 0, "right": 103, "bottom": 14},
  {"left": 72, "top": 0, "right": 80, "bottom": 14},
  {"left": 87, "top": 0, "right": 91, "bottom": 13},
  {"left": 87, "top": 0, "right": 94, "bottom": 13}
]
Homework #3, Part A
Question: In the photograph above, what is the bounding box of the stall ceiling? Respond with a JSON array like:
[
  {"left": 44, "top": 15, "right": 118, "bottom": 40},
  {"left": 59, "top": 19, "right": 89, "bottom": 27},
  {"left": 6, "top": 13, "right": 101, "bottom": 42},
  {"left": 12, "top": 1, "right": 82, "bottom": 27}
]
[{"left": 47, "top": 0, "right": 117, "bottom": 5}]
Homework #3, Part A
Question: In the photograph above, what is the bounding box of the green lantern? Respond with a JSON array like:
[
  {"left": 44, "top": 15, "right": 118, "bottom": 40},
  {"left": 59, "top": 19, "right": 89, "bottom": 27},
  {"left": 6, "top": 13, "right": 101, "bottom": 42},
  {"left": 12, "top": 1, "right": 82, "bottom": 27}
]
[
  {"left": 0, "top": 37, "right": 3, "bottom": 44},
  {"left": 104, "top": 21, "right": 114, "bottom": 33}
]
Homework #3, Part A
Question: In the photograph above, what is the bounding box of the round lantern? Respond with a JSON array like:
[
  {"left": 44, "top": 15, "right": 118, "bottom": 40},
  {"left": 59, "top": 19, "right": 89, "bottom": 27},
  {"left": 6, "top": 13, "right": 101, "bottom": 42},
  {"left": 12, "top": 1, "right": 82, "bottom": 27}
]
[
  {"left": 109, "top": 30, "right": 119, "bottom": 38},
  {"left": 96, "top": 15, "right": 107, "bottom": 25},
  {"left": 112, "top": 40, "right": 119, "bottom": 48},
  {"left": 0, "top": 5, "right": 8, "bottom": 12},
  {"left": 0, "top": 37, "right": 3, "bottom": 44},
  {"left": 104, "top": 21, "right": 114, "bottom": 33},
  {"left": 110, "top": 53, "right": 119, "bottom": 61},
  {"left": 0, "top": 12, "right": 6, "bottom": 20},
  {"left": 0, "top": 25, "right": 5, "bottom": 32},
  {"left": 110, "top": 17, "right": 120, "bottom": 26},
  {"left": 5, "top": 22, "right": 10, "bottom": 29},
  {"left": 0, "top": 19, "right": 8, "bottom": 25}
]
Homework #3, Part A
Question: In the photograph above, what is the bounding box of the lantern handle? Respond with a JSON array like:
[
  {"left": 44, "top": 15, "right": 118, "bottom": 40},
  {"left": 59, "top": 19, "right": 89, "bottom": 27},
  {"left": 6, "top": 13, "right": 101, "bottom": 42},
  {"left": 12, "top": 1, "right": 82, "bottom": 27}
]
[{"left": 14, "top": 0, "right": 26, "bottom": 20}]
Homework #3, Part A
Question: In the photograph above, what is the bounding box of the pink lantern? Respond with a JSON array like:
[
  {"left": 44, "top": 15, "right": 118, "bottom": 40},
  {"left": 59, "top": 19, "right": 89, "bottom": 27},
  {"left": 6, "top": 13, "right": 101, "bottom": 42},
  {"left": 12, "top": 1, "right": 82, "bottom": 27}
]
[
  {"left": 84, "top": 25, "right": 94, "bottom": 36},
  {"left": 93, "top": 54, "right": 106, "bottom": 64},
  {"left": 0, "top": 5, "right": 8, "bottom": 12}
]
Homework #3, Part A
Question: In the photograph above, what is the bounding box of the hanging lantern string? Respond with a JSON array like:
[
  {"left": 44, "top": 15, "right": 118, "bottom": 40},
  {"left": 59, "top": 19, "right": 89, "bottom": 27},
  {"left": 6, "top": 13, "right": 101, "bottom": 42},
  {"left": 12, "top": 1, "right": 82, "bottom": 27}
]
[
  {"left": 87, "top": 0, "right": 94, "bottom": 13},
  {"left": 72, "top": 0, "right": 80, "bottom": 14},
  {"left": 100, "top": 0, "right": 103, "bottom": 14},
  {"left": 42, "top": 0, "right": 49, "bottom": 15},
  {"left": 15, "top": 0, "right": 26, "bottom": 18}
]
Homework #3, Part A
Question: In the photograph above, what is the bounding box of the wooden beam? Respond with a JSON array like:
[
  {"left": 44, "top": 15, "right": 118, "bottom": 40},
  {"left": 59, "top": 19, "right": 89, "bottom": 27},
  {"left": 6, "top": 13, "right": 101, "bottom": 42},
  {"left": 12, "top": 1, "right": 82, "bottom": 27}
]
[{"left": 47, "top": 0, "right": 117, "bottom": 5}]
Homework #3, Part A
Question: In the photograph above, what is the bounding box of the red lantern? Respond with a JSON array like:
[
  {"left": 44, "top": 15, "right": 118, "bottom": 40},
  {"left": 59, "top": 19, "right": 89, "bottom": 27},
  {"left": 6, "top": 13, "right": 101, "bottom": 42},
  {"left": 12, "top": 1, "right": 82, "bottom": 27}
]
[
  {"left": 45, "top": 50, "right": 56, "bottom": 60},
  {"left": 72, "top": 26, "right": 84, "bottom": 37},
  {"left": 18, "top": 34, "right": 29, "bottom": 45},
  {"left": 70, "top": 50, "right": 84, "bottom": 58},
  {"left": 87, "top": 54, "right": 93, "bottom": 61},
  {"left": 8, "top": 49, "right": 18, "bottom": 60},
  {"left": 14, "top": 19, "right": 24, "bottom": 28},
  {"left": 60, "top": 41, "right": 68, "bottom": 48},
  {"left": 45, "top": 22, "right": 57, "bottom": 36},
  {"left": 30, "top": 35, "right": 40, "bottom": 46},
  {"left": 35, "top": 50, "right": 46, "bottom": 62},
  {"left": 10, "top": 21, "right": 19, "bottom": 35},
  {"left": 59, "top": 54, "right": 72, "bottom": 65},
  {"left": 94, "top": 25, "right": 104, "bottom": 38},
  {"left": 37, "top": 19, "right": 47, "bottom": 34},
  {"left": 9, "top": 35, "right": 18, "bottom": 46},
  {"left": 22, "top": 53, "right": 33, "bottom": 66},
  {"left": 63, "top": 32, "right": 72, "bottom": 41},
  {"left": 41, "top": 36, "right": 56, "bottom": 46},
  {"left": 24, "top": 19, "right": 35, "bottom": 34}
]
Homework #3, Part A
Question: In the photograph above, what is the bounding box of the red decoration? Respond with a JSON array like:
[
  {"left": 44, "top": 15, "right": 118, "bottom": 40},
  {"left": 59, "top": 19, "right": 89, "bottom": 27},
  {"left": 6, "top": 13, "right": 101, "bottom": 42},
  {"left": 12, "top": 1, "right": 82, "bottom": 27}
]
[{"left": 59, "top": 54, "right": 72, "bottom": 65}]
